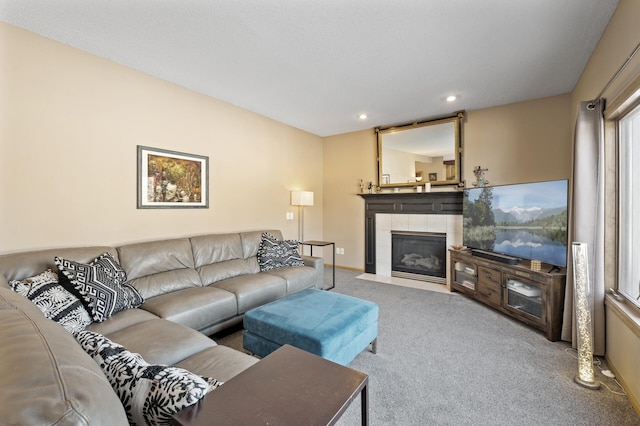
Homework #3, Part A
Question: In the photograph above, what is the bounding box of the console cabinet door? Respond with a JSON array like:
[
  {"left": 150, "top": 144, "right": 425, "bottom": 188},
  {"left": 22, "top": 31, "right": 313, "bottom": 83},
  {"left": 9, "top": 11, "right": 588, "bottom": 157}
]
[
  {"left": 451, "top": 256, "right": 477, "bottom": 293},
  {"left": 503, "top": 274, "right": 546, "bottom": 327}
]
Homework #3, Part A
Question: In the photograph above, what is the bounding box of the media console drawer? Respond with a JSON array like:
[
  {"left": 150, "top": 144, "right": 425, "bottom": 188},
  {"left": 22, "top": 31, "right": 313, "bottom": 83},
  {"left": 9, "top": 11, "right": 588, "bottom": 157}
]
[
  {"left": 477, "top": 279, "right": 501, "bottom": 307},
  {"left": 478, "top": 266, "right": 501, "bottom": 287}
]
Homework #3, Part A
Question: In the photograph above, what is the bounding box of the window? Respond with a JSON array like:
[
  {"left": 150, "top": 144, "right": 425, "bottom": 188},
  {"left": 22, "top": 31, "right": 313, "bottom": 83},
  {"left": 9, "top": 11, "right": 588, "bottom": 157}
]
[{"left": 618, "top": 102, "right": 640, "bottom": 308}]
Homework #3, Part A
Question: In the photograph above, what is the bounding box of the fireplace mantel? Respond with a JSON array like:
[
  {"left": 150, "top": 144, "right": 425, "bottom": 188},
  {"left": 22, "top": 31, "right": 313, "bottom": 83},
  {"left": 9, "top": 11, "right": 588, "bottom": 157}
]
[
  {"left": 358, "top": 191, "right": 463, "bottom": 215},
  {"left": 358, "top": 191, "right": 463, "bottom": 273}
]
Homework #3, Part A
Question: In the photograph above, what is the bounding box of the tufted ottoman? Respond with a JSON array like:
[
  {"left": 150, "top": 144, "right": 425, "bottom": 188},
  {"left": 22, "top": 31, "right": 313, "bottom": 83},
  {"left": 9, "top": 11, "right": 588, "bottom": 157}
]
[{"left": 243, "top": 289, "right": 378, "bottom": 366}]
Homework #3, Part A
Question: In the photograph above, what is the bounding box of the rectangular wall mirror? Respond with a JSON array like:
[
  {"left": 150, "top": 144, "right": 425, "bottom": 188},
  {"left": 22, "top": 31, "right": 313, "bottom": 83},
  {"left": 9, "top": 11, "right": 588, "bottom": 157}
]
[{"left": 376, "top": 112, "right": 463, "bottom": 188}]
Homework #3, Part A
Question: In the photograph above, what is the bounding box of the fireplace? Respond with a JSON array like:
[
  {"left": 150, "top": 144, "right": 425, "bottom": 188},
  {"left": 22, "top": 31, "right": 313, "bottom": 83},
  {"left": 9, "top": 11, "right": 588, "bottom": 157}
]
[{"left": 391, "top": 231, "right": 447, "bottom": 284}]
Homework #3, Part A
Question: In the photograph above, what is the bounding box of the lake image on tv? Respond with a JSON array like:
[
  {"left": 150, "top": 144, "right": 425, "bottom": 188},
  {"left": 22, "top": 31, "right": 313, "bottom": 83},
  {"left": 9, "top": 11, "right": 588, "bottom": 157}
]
[
  {"left": 494, "top": 229, "right": 567, "bottom": 267},
  {"left": 463, "top": 180, "right": 569, "bottom": 267}
]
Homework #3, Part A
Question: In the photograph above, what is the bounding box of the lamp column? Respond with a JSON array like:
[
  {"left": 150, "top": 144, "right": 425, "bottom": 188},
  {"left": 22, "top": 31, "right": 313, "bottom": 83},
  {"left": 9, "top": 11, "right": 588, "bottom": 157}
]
[{"left": 572, "top": 242, "right": 600, "bottom": 390}]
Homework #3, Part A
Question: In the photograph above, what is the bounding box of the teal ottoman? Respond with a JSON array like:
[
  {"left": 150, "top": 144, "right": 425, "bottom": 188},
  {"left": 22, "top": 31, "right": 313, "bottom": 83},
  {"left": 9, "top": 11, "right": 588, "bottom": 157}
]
[{"left": 243, "top": 289, "right": 378, "bottom": 366}]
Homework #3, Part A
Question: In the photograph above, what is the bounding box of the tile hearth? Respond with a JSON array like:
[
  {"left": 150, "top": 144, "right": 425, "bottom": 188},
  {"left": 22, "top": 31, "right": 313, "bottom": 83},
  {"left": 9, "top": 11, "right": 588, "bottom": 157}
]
[{"left": 356, "top": 273, "right": 452, "bottom": 294}]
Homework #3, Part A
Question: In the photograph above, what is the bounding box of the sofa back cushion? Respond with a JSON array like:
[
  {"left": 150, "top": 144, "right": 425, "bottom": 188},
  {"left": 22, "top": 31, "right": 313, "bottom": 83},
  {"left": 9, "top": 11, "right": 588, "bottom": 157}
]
[
  {"left": 117, "top": 238, "right": 202, "bottom": 299},
  {"left": 0, "top": 246, "right": 119, "bottom": 285},
  {"left": 191, "top": 233, "right": 252, "bottom": 285},
  {"left": 0, "top": 287, "right": 128, "bottom": 425},
  {"left": 240, "top": 230, "right": 283, "bottom": 273}
]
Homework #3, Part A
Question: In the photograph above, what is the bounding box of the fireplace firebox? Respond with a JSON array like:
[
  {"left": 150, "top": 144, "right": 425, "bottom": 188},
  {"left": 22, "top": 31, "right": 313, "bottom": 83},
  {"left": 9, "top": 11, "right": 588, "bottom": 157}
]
[{"left": 391, "top": 231, "right": 447, "bottom": 284}]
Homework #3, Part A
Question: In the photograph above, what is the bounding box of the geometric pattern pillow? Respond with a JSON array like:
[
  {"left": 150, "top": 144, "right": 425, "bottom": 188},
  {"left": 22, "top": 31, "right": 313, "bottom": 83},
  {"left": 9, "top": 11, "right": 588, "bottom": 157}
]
[
  {"left": 75, "top": 330, "right": 222, "bottom": 426},
  {"left": 9, "top": 269, "right": 93, "bottom": 334},
  {"left": 257, "top": 232, "right": 304, "bottom": 271},
  {"left": 55, "top": 252, "right": 144, "bottom": 322}
]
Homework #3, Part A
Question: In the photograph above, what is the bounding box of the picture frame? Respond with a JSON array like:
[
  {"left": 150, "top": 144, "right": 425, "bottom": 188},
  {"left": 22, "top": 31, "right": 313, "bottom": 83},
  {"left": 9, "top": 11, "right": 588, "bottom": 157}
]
[
  {"left": 137, "top": 145, "right": 209, "bottom": 209},
  {"left": 428, "top": 172, "right": 438, "bottom": 181}
]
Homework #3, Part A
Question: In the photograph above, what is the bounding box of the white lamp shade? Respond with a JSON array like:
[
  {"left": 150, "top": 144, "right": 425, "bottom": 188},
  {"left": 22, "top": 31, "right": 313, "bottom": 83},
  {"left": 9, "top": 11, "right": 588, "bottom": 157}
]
[{"left": 291, "top": 190, "right": 314, "bottom": 206}]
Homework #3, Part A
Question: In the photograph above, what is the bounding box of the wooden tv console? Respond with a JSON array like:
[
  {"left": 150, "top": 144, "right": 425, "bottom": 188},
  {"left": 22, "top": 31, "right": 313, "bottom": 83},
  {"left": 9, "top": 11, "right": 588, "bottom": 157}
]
[{"left": 449, "top": 249, "right": 566, "bottom": 341}]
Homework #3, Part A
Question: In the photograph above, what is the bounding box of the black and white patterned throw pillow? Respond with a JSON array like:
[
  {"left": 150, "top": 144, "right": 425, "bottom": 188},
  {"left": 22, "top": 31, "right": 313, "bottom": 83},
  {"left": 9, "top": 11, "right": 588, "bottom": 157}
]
[
  {"left": 9, "top": 269, "right": 93, "bottom": 333},
  {"left": 75, "top": 330, "right": 222, "bottom": 426},
  {"left": 55, "top": 252, "right": 143, "bottom": 322},
  {"left": 257, "top": 232, "right": 304, "bottom": 271}
]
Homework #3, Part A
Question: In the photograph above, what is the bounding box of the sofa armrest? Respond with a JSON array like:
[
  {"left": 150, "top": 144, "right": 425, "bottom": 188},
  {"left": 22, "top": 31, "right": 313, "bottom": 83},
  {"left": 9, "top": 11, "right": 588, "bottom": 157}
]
[
  {"left": 0, "top": 288, "right": 128, "bottom": 425},
  {"left": 302, "top": 256, "right": 324, "bottom": 270}
]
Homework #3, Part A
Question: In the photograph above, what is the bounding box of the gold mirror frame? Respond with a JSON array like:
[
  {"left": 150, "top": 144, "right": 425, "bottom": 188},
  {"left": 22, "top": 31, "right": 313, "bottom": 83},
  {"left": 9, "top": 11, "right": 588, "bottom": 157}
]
[{"left": 376, "top": 112, "right": 464, "bottom": 188}]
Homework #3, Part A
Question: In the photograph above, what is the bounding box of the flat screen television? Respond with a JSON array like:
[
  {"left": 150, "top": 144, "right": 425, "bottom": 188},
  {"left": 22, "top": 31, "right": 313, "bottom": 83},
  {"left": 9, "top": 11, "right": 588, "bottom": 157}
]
[{"left": 462, "top": 179, "right": 569, "bottom": 268}]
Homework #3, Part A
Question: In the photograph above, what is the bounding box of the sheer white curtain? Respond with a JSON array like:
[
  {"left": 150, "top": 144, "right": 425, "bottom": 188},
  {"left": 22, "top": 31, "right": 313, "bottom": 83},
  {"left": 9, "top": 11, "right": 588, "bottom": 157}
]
[{"left": 563, "top": 99, "right": 605, "bottom": 355}]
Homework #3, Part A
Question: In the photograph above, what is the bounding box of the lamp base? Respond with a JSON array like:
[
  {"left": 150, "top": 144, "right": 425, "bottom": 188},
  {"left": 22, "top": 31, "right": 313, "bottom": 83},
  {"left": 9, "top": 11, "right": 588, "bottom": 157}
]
[{"left": 574, "top": 375, "right": 601, "bottom": 390}]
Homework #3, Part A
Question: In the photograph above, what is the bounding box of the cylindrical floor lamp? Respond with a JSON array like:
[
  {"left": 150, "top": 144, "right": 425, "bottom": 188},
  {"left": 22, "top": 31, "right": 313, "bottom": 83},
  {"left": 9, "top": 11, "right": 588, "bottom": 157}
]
[
  {"left": 572, "top": 242, "right": 600, "bottom": 389},
  {"left": 291, "top": 190, "right": 314, "bottom": 242}
]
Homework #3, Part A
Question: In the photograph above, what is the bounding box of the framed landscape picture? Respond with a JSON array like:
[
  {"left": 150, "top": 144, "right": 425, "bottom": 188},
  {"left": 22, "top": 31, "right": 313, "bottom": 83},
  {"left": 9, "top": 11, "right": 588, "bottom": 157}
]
[{"left": 137, "top": 146, "right": 209, "bottom": 209}]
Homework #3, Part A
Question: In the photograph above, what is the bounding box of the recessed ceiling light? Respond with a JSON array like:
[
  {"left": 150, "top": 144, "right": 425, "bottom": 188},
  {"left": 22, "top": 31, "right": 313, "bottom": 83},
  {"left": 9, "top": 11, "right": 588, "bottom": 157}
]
[
  {"left": 358, "top": 113, "right": 368, "bottom": 120},
  {"left": 446, "top": 95, "right": 457, "bottom": 102}
]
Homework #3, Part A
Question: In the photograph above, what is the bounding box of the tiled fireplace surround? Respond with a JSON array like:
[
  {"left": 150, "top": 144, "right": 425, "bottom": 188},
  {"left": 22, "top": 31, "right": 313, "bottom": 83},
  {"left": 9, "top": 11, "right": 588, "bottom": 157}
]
[
  {"left": 375, "top": 213, "right": 462, "bottom": 285},
  {"left": 359, "top": 192, "right": 464, "bottom": 288}
]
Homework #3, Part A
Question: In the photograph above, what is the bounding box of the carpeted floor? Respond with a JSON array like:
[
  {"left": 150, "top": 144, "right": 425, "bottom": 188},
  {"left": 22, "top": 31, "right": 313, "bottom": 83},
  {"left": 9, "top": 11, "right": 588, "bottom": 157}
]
[{"left": 213, "top": 267, "right": 639, "bottom": 426}]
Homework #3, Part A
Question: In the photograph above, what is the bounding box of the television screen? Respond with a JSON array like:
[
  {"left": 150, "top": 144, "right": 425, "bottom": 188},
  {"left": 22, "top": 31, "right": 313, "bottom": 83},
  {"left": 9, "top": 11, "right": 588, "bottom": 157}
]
[{"left": 463, "top": 180, "right": 569, "bottom": 267}]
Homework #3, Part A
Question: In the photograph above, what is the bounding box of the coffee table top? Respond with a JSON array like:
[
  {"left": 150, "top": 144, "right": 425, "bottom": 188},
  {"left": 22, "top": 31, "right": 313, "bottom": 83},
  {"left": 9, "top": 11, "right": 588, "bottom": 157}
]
[{"left": 172, "top": 344, "right": 368, "bottom": 425}]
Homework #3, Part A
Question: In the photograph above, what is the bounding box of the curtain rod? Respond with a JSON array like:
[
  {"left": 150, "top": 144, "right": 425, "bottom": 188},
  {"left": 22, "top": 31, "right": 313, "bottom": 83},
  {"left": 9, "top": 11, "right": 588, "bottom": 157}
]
[{"left": 588, "top": 39, "right": 640, "bottom": 109}]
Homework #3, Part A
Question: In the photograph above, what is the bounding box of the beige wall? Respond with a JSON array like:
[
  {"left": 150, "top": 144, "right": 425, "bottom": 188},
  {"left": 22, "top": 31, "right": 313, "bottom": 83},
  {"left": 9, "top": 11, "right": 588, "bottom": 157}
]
[
  {"left": 323, "top": 94, "right": 572, "bottom": 270},
  {"left": 463, "top": 94, "right": 572, "bottom": 185},
  {"left": 0, "top": 22, "right": 323, "bottom": 254},
  {"left": 322, "top": 129, "right": 377, "bottom": 268},
  {"left": 571, "top": 0, "right": 640, "bottom": 413}
]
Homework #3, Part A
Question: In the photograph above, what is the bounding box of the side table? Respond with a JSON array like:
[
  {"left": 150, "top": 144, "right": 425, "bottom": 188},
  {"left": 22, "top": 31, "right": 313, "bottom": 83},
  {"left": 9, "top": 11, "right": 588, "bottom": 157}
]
[
  {"left": 172, "top": 344, "right": 369, "bottom": 425},
  {"left": 300, "top": 240, "right": 335, "bottom": 290}
]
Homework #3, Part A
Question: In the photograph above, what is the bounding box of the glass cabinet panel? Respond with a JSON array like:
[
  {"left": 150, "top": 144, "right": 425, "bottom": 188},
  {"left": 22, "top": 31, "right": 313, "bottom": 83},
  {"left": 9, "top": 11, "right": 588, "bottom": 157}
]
[
  {"left": 454, "top": 261, "right": 476, "bottom": 291},
  {"left": 505, "top": 276, "right": 543, "bottom": 320}
]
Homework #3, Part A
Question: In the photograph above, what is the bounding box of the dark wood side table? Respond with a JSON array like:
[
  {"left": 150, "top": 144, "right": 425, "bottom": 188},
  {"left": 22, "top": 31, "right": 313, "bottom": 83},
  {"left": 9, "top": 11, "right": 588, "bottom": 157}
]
[
  {"left": 172, "top": 344, "right": 369, "bottom": 426},
  {"left": 301, "top": 240, "right": 335, "bottom": 290}
]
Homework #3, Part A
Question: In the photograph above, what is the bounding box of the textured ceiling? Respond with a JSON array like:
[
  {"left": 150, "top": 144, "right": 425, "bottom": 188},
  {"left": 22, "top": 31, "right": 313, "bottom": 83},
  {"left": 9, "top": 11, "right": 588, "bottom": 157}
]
[{"left": 0, "top": 0, "right": 620, "bottom": 136}]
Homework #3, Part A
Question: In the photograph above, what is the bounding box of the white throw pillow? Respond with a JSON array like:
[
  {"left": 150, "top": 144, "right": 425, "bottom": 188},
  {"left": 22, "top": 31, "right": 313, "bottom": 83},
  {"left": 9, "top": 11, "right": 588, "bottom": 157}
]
[
  {"left": 9, "top": 269, "right": 92, "bottom": 333},
  {"left": 75, "top": 330, "right": 222, "bottom": 426}
]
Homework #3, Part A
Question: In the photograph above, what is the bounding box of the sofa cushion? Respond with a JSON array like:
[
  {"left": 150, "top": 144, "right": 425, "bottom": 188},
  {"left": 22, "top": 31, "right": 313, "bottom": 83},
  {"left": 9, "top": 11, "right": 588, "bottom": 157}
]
[
  {"left": 0, "top": 287, "right": 128, "bottom": 425},
  {"left": 191, "top": 233, "right": 244, "bottom": 266},
  {"left": 191, "top": 232, "right": 253, "bottom": 284},
  {"left": 9, "top": 269, "right": 93, "bottom": 333},
  {"left": 257, "top": 232, "right": 304, "bottom": 271},
  {"left": 141, "top": 286, "right": 237, "bottom": 332},
  {"left": 55, "top": 252, "right": 143, "bottom": 322},
  {"left": 213, "top": 273, "right": 287, "bottom": 314},
  {"left": 0, "top": 246, "right": 118, "bottom": 282},
  {"left": 88, "top": 307, "right": 159, "bottom": 336},
  {"left": 105, "top": 318, "right": 217, "bottom": 366},
  {"left": 176, "top": 345, "right": 259, "bottom": 382},
  {"left": 263, "top": 265, "right": 321, "bottom": 293},
  {"left": 196, "top": 258, "right": 253, "bottom": 285},
  {"left": 76, "top": 330, "right": 222, "bottom": 426},
  {"left": 117, "top": 238, "right": 202, "bottom": 299}
]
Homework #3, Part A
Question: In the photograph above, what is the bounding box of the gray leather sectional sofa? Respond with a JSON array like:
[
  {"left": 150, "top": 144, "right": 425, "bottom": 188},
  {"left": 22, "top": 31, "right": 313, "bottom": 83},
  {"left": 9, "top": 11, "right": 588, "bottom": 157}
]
[{"left": 0, "top": 230, "right": 323, "bottom": 425}]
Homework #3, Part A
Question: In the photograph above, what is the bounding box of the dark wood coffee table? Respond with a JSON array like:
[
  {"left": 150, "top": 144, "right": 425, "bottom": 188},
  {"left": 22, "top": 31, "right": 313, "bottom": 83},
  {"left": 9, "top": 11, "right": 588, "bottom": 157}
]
[{"left": 172, "top": 344, "right": 369, "bottom": 425}]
